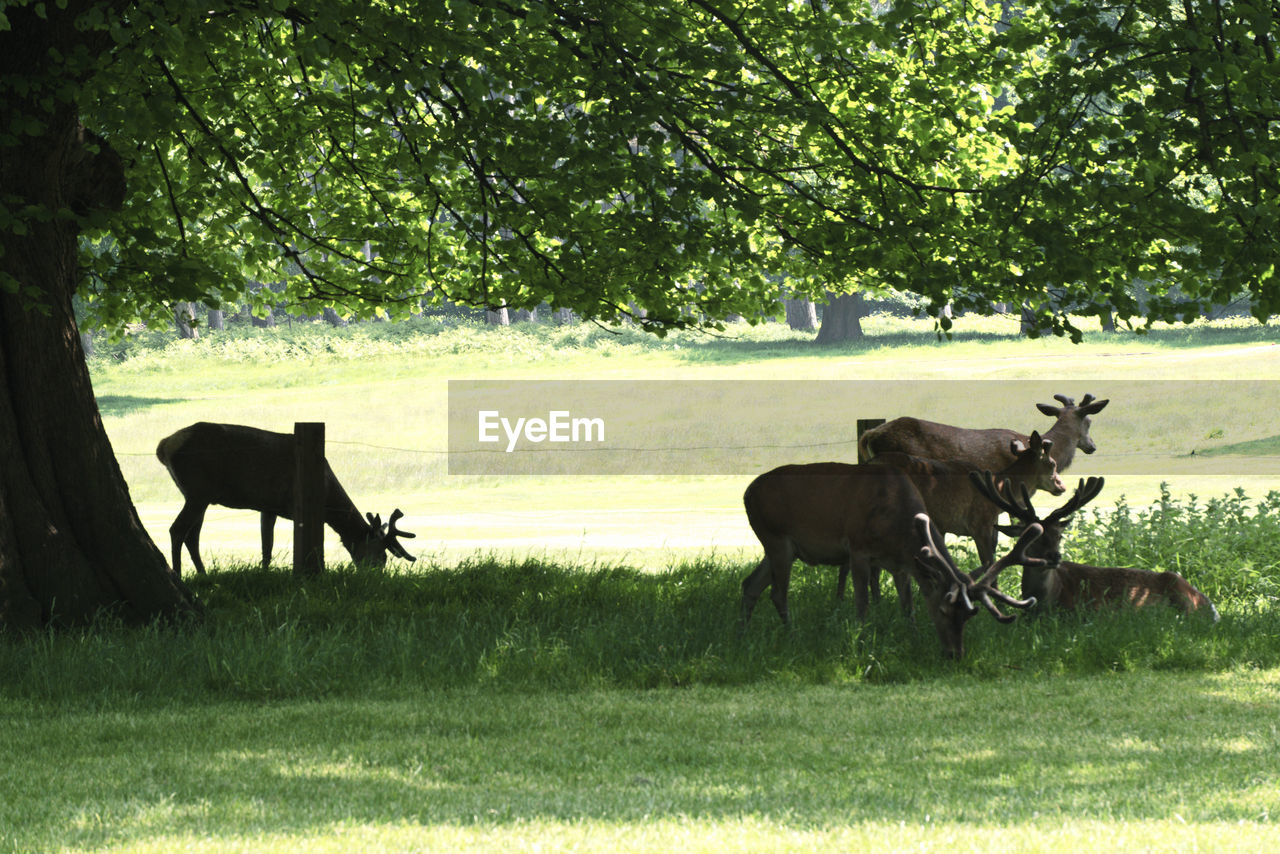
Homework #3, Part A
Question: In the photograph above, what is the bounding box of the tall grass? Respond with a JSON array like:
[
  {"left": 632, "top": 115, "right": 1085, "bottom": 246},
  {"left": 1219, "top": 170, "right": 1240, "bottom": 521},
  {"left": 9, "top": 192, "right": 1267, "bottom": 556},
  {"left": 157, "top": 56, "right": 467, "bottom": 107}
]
[{"left": 4, "top": 487, "right": 1276, "bottom": 708}]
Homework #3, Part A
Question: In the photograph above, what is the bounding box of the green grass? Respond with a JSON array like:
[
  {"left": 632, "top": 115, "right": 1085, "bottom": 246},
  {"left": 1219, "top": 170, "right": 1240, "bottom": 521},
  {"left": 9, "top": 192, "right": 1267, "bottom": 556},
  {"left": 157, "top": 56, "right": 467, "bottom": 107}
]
[{"left": 5, "top": 313, "right": 1279, "bottom": 850}]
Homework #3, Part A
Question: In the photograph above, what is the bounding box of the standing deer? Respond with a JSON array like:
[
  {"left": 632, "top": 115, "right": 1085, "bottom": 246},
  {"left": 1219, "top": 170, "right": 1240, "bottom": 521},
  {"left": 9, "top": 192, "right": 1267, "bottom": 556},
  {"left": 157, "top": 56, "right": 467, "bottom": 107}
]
[
  {"left": 156, "top": 422, "right": 416, "bottom": 575},
  {"left": 740, "top": 462, "right": 1044, "bottom": 658},
  {"left": 858, "top": 393, "right": 1109, "bottom": 475},
  {"left": 849, "top": 431, "right": 1065, "bottom": 607},
  {"left": 970, "top": 472, "right": 1219, "bottom": 620}
]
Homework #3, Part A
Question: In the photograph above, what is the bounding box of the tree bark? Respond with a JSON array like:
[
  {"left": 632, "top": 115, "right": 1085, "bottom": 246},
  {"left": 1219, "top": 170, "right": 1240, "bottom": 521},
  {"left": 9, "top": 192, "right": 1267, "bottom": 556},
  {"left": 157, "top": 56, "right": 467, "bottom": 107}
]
[
  {"left": 0, "top": 4, "right": 200, "bottom": 629},
  {"left": 784, "top": 298, "right": 818, "bottom": 331},
  {"left": 174, "top": 302, "right": 199, "bottom": 339},
  {"left": 486, "top": 306, "right": 510, "bottom": 326},
  {"left": 815, "top": 291, "right": 869, "bottom": 343},
  {"left": 207, "top": 307, "right": 225, "bottom": 331}
]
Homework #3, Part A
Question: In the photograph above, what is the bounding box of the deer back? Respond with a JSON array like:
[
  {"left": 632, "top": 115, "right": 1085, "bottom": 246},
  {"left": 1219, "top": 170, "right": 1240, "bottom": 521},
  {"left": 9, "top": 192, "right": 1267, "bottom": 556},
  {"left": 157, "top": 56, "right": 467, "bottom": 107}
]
[
  {"left": 744, "top": 462, "right": 927, "bottom": 567},
  {"left": 859, "top": 393, "right": 1108, "bottom": 474},
  {"left": 859, "top": 417, "right": 1021, "bottom": 472},
  {"left": 1029, "top": 561, "right": 1218, "bottom": 620}
]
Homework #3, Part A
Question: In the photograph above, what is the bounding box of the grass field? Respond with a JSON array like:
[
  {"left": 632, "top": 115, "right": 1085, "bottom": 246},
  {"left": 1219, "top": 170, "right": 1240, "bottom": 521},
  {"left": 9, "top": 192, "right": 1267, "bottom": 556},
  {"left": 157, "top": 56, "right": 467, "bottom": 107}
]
[{"left": 3, "top": 313, "right": 1280, "bottom": 851}]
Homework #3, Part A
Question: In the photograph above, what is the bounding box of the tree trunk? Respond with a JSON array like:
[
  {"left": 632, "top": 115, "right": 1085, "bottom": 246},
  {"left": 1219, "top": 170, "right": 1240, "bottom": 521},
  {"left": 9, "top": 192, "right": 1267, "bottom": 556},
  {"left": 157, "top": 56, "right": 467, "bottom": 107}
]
[
  {"left": 815, "top": 291, "right": 869, "bottom": 343},
  {"left": 784, "top": 298, "right": 818, "bottom": 331},
  {"left": 486, "top": 306, "right": 510, "bottom": 326},
  {"left": 322, "top": 307, "right": 348, "bottom": 327},
  {"left": 0, "top": 5, "right": 200, "bottom": 629},
  {"left": 207, "top": 307, "right": 225, "bottom": 331},
  {"left": 511, "top": 307, "right": 537, "bottom": 323},
  {"left": 552, "top": 307, "right": 576, "bottom": 325},
  {"left": 174, "top": 302, "right": 199, "bottom": 339}
]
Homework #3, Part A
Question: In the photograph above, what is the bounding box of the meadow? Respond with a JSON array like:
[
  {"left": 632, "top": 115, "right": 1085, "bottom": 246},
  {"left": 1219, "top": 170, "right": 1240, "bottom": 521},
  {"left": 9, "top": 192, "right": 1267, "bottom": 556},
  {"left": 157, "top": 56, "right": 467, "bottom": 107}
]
[{"left": 3, "top": 313, "right": 1280, "bottom": 851}]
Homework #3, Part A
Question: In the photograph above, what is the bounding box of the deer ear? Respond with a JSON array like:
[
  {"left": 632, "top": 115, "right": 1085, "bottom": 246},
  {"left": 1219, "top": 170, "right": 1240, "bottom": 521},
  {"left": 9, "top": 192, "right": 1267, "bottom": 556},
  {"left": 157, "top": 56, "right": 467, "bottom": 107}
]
[
  {"left": 1037, "top": 402, "right": 1061, "bottom": 417},
  {"left": 1010, "top": 438, "right": 1027, "bottom": 454}
]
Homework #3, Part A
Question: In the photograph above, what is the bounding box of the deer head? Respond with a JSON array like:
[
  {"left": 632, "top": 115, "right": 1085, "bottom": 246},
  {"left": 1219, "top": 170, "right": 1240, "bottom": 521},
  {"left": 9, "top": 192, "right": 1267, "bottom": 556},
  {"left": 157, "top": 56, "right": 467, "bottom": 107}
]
[
  {"left": 969, "top": 472, "right": 1105, "bottom": 566},
  {"left": 349, "top": 508, "right": 418, "bottom": 566},
  {"left": 1007, "top": 430, "right": 1066, "bottom": 496},
  {"left": 1037, "top": 393, "right": 1110, "bottom": 456},
  {"left": 912, "top": 513, "right": 1044, "bottom": 659}
]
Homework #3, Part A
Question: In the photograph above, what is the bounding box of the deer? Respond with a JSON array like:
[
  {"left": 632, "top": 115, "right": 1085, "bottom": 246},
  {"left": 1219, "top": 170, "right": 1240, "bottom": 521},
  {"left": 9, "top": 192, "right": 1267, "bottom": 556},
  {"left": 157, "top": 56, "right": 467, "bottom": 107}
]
[
  {"left": 858, "top": 393, "right": 1110, "bottom": 476},
  {"left": 740, "top": 461, "right": 1045, "bottom": 658},
  {"left": 849, "top": 431, "right": 1065, "bottom": 608},
  {"left": 970, "top": 472, "right": 1220, "bottom": 620},
  {"left": 156, "top": 422, "right": 416, "bottom": 575}
]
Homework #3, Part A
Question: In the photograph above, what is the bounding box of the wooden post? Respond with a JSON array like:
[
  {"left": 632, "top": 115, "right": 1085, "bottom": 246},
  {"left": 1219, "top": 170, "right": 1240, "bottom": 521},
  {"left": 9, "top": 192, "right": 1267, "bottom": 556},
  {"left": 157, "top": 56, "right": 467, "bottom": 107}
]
[
  {"left": 293, "top": 422, "right": 326, "bottom": 577},
  {"left": 856, "top": 418, "right": 885, "bottom": 463}
]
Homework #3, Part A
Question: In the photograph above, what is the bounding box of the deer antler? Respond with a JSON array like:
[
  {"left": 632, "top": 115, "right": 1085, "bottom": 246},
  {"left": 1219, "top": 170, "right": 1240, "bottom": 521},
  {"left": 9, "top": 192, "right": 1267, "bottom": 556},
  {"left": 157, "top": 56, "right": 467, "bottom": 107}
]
[
  {"left": 969, "top": 470, "right": 1038, "bottom": 524},
  {"left": 384, "top": 508, "right": 417, "bottom": 560},
  {"left": 1053, "top": 394, "right": 1076, "bottom": 407},
  {"left": 1042, "top": 477, "right": 1105, "bottom": 525},
  {"left": 367, "top": 509, "right": 418, "bottom": 561},
  {"left": 913, "top": 513, "right": 979, "bottom": 615},
  {"left": 914, "top": 513, "right": 1043, "bottom": 623}
]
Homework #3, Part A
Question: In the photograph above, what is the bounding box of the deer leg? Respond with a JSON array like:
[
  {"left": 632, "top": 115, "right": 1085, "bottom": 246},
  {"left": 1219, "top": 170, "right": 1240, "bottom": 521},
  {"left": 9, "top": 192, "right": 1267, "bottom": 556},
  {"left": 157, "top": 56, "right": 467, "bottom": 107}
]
[
  {"left": 260, "top": 512, "right": 277, "bottom": 570},
  {"left": 169, "top": 501, "right": 208, "bottom": 576},
  {"left": 740, "top": 557, "right": 772, "bottom": 625},
  {"left": 889, "top": 567, "right": 914, "bottom": 622},
  {"left": 766, "top": 554, "right": 794, "bottom": 625},
  {"left": 847, "top": 556, "right": 872, "bottom": 621},
  {"left": 743, "top": 535, "right": 796, "bottom": 626},
  {"left": 975, "top": 528, "right": 998, "bottom": 589}
]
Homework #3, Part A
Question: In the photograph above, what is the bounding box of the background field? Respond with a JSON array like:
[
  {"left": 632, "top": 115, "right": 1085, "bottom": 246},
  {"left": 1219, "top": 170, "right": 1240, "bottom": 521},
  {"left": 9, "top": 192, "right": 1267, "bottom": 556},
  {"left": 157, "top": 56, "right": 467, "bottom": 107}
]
[
  {"left": 95, "top": 313, "right": 1280, "bottom": 568},
  {"left": 5, "top": 314, "right": 1279, "bottom": 852}
]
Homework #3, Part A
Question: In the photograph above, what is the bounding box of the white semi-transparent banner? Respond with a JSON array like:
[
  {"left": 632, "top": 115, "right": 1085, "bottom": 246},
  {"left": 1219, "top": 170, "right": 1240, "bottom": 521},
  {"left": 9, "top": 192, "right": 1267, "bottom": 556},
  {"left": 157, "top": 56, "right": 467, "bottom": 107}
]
[{"left": 447, "top": 380, "right": 1278, "bottom": 476}]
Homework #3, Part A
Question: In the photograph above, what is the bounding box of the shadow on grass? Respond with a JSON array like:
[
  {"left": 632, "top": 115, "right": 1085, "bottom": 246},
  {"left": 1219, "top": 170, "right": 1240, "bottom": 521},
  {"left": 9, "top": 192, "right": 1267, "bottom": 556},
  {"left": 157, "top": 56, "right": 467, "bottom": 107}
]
[
  {"left": 3, "top": 666, "right": 1277, "bottom": 849},
  {"left": 95, "top": 394, "right": 184, "bottom": 416}
]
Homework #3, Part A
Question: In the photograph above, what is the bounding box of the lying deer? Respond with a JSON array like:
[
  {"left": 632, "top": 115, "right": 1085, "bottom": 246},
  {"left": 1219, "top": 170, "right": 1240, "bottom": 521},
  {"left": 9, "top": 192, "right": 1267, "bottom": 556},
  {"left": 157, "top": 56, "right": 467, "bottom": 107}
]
[
  {"left": 741, "top": 461, "right": 1044, "bottom": 658},
  {"left": 156, "top": 422, "right": 416, "bottom": 575},
  {"left": 849, "top": 431, "right": 1064, "bottom": 607},
  {"left": 859, "top": 393, "right": 1109, "bottom": 475},
  {"left": 970, "top": 472, "right": 1219, "bottom": 620}
]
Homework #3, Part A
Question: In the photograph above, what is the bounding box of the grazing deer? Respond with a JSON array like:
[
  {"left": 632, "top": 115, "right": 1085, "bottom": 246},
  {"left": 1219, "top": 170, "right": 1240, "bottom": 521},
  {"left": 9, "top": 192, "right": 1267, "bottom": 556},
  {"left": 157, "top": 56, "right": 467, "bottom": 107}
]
[
  {"left": 859, "top": 393, "right": 1109, "bottom": 475},
  {"left": 849, "top": 431, "right": 1065, "bottom": 606},
  {"left": 971, "top": 472, "right": 1219, "bottom": 620},
  {"left": 156, "top": 422, "right": 416, "bottom": 575},
  {"left": 740, "top": 462, "right": 1044, "bottom": 658}
]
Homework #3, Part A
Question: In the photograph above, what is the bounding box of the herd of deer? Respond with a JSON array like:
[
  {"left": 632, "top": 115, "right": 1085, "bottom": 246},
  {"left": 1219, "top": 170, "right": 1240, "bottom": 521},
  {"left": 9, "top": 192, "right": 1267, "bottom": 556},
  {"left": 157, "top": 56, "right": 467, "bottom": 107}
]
[
  {"left": 154, "top": 395, "right": 1216, "bottom": 662},
  {"left": 740, "top": 394, "right": 1218, "bottom": 659}
]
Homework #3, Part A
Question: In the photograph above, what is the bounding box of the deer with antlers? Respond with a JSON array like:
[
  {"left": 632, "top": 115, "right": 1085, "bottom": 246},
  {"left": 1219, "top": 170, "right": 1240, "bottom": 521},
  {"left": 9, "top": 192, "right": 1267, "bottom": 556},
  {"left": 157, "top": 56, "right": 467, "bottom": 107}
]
[
  {"left": 852, "top": 431, "right": 1064, "bottom": 608},
  {"left": 740, "top": 462, "right": 1045, "bottom": 658},
  {"left": 970, "top": 472, "right": 1219, "bottom": 620},
  {"left": 859, "top": 393, "right": 1109, "bottom": 475},
  {"left": 156, "top": 422, "right": 416, "bottom": 575}
]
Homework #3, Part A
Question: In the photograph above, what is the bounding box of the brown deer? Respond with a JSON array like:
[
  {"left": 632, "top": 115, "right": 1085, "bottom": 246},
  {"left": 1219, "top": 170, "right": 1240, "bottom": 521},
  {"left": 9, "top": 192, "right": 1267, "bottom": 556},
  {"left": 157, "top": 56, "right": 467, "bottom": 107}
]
[
  {"left": 156, "top": 422, "right": 416, "bottom": 575},
  {"left": 849, "top": 431, "right": 1065, "bottom": 607},
  {"left": 858, "top": 393, "right": 1109, "bottom": 475},
  {"left": 970, "top": 472, "right": 1219, "bottom": 620},
  {"left": 740, "top": 462, "right": 1044, "bottom": 658}
]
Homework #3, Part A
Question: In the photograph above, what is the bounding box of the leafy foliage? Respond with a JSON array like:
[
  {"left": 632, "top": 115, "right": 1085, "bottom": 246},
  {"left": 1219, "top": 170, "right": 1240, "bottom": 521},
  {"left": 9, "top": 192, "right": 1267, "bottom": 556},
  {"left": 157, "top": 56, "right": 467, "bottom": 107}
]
[{"left": 5, "top": 0, "right": 1270, "bottom": 335}]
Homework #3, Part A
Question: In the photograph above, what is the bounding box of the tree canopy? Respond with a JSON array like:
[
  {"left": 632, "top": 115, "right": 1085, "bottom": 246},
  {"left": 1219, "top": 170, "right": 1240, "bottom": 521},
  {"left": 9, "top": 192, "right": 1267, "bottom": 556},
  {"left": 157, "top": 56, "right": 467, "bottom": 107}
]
[
  {"left": 0, "top": 0, "right": 1277, "bottom": 628},
  {"left": 12, "top": 0, "right": 1273, "bottom": 340}
]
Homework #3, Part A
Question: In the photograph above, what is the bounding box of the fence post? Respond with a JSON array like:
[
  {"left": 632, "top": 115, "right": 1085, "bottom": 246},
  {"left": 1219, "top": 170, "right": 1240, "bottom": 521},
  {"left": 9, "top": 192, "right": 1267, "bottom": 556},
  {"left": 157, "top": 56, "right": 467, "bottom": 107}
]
[
  {"left": 293, "top": 422, "right": 326, "bottom": 577},
  {"left": 856, "top": 418, "right": 885, "bottom": 463}
]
